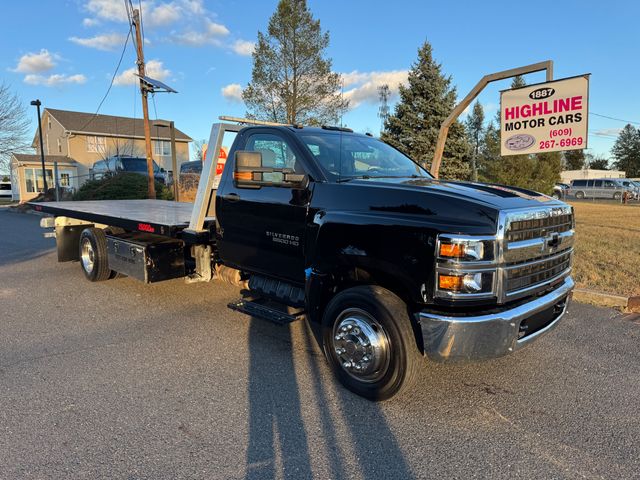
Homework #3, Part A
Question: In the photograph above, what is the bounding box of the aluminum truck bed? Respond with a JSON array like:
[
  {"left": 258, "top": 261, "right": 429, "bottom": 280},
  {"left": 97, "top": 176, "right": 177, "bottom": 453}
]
[{"left": 30, "top": 200, "right": 214, "bottom": 237}]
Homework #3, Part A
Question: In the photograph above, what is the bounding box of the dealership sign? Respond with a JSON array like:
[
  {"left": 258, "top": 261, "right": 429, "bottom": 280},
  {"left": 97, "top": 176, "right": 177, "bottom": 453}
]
[{"left": 500, "top": 75, "right": 589, "bottom": 156}]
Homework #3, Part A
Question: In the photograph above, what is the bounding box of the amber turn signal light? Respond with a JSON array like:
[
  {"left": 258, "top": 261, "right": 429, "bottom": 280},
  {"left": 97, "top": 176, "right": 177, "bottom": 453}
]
[
  {"left": 438, "top": 274, "right": 464, "bottom": 291},
  {"left": 439, "top": 243, "right": 465, "bottom": 258}
]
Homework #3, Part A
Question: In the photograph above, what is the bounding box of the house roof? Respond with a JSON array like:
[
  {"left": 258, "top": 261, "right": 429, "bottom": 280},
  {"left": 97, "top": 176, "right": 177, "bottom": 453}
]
[
  {"left": 45, "top": 108, "right": 192, "bottom": 142},
  {"left": 11, "top": 154, "right": 77, "bottom": 166}
]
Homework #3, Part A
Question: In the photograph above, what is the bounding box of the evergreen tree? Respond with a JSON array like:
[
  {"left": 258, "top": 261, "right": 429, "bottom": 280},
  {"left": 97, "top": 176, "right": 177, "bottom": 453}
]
[
  {"left": 563, "top": 149, "right": 586, "bottom": 170},
  {"left": 611, "top": 124, "right": 640, "bottom": 177},
  {"left": 381, "top": 41, "right": 471, "bottom": 180},
  {"left": 243, "top": 0, "right": 347, "bottom": 125},
  {"left": 465, "top": 101, "right": 484, "bottom": 181},
  {"left": 588, "top": 155, "right": 610, "bottom": 170}
]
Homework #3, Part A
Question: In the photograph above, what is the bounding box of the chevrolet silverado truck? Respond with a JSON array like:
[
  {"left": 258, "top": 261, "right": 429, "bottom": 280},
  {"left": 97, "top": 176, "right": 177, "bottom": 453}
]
[{"left": 33, "top": 119, "right": 574, "bottom": 400}]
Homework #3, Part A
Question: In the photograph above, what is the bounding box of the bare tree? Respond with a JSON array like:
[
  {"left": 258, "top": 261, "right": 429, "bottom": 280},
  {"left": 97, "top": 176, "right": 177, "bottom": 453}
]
[
  {"left": 0, "top": 82, "right": 31, "bottom": 172},
  {"left": 192, "top": 139, "right": 206, "bottom": 161}
]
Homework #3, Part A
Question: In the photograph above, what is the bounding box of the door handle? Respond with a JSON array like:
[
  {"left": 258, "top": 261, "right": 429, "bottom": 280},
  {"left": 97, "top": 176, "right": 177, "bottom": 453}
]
[{"left": 222, "top": 193, "right": 241, "bottom": 202}]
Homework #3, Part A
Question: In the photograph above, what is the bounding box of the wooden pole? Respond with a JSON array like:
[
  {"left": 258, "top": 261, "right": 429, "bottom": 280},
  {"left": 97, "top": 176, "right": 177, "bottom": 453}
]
[
  {"left": 430, "top": 60, "right": 554, "bottom": 179},
  {"left": 132, "top": 9, "right": 156, "bottom": 199}
]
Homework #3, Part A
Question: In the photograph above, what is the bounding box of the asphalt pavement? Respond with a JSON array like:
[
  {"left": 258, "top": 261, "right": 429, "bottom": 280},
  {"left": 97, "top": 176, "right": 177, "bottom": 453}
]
[{"left": 1, "top": 206, "right": 639, "bottom": 479}]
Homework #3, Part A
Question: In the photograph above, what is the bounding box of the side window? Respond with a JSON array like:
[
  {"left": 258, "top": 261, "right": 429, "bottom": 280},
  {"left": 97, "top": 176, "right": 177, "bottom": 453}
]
[
  {"left": 604, "top": 180, "right": 615, "bottom": 188},
  {"left": 593, "top": 180, "right": 603, "bottom": 188},
  {"left": 245, "top": 133, "right": 301, "bottom": 172},
  {"left": 586, "top": 180, "right": 593, "bottom": 188},
  {"left": 107, "top": 157, "right": 117, "bottom": 171},
  {"left": 573, "top": 180, "right": 585, "bottom": 187},
  {"left": 93, "top": 161, "right": 106, "bottom": 172}
]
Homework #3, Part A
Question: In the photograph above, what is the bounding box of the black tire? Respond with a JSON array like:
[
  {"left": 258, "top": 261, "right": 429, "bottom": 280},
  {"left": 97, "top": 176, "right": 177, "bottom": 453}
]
[
  {"left": 78, "top": 228, "right": 112, "bottom": 282},
  {"left": 575, "top": 191, "right": 585, "bottom": 199},
  {"left": 613, "top": 192, "right": 622, "bottom": 201},
  {"left": 321, "top": 285, "right": 422, "bottom": 401}
]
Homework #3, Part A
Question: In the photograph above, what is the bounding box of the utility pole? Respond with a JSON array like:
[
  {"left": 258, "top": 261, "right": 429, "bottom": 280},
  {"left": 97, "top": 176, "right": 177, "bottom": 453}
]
[
  {"left": 30, "top": 100, "right": 48, "bottom": 193},
  {"left": 131, "top": 8, "right": 156, "bottom": 199}
]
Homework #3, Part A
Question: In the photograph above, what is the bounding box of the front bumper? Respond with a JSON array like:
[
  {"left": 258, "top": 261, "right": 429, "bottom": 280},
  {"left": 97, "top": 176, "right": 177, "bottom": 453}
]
[{"left": 418, "top": 277, "right": 573, "bottom": 362}]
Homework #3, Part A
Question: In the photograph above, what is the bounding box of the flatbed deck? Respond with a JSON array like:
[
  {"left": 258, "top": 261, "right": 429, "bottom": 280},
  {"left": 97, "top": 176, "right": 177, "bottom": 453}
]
[{"left": 30, "top": 200, "right": 215, "bottom": 237}]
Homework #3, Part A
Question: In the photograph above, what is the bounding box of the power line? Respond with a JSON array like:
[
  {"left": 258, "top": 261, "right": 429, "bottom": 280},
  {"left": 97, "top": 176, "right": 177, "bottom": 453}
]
[
  {"left": 590, "top": 112, "right": 640, "bottom": 126},
  {"left": 76, "top": 28, "right": 132, "bottom": 132}
]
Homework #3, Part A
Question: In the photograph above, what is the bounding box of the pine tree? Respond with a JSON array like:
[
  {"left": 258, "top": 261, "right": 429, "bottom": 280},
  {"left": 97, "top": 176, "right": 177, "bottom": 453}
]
[
  {"left": 243, "top": 0, "right": 347, "bottom": 125},
  {"left": 381, "top": 41, "right": 471, "bottom": 180},
  {"left": 465, "top": 101, "right": 484, "bottom": 182},
  {"left": 588, "top": 155, "right": 610, "bottom": 170},
  {"left": 611, "top": 124, "right": 640, "bottom": 177},
  {"left": 563, "top": 149, "right": 586, "bottom": 170}
]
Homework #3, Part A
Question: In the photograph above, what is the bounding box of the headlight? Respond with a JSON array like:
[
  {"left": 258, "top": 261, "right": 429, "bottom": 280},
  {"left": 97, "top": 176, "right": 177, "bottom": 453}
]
[
  {"left": 437, "top": 272, "right": 494, "bottom": 295},
  {"left": 435, "top": 234, "right": 497, "bottom": 300},
  {"left": 437, "top": 237, "right": 494, "bottom": 262}
]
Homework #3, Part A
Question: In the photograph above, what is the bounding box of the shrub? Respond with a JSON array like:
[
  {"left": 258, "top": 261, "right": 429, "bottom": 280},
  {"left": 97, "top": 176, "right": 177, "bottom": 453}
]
[{"left": 73, "top": 173, "right": 173, "bottom": 201}]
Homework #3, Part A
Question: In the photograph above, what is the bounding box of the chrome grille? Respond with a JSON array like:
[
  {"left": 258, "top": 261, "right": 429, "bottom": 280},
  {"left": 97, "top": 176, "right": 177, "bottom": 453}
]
[
  {"left": 505, "top": 250, "right": 572, "bottom": 293},
  {"left": 501, "top": 206, "right": 574, "bottom": 300},
  {"left": 507, "top": 212, "right": 573, "bottom": 242}
]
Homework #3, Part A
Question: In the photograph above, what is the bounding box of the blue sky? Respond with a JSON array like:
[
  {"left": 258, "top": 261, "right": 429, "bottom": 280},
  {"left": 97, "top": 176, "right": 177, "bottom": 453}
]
[{"left": 2, "top": 0, "right": 639, "bottom": 160}]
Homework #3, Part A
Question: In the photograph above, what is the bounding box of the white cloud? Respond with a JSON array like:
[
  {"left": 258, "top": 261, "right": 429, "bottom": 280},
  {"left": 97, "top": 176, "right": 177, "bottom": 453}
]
[
  {"left": 147, "top": 3, "right": 181, "bottom": 27},
  {"left": 82, "top": 17, "right": 100, "bottom": 27},
  {"left": 114, "top": 59, "right": 170, "bottom": 86},
  {"left": 232, "top": 39, "right": 255, "bottom": 56},
  {"left": 84, "top": 0, "right": 129, "bottom": 22},
  {"left": 342, "top": 70, "right": 408, "bottom": 108},
  {"left": 172, "top": 19, "right": 229, "bottom": 46},
  {"left": 221, "top": 83, "right": 243, "bottom": 102},
  {"left": 24, "top": 73, "right": 87, "bottom": 87},
  {"left": 593, "top": 128, "right": 622, "bottom": 137},
  {"left": 205, "top": 19, "right": 229, "bottom": 37},
  {"left": 12, "top": 49, "right": 56, "bottom": 73},
  {"left": 69, "top": 33, "right": 127, "bottom": 51}
]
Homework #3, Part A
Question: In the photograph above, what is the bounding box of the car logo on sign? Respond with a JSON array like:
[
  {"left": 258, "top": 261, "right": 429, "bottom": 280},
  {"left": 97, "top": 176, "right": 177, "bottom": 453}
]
[{"left": 505, "top": 134, "right": 535, "bottom": 151}]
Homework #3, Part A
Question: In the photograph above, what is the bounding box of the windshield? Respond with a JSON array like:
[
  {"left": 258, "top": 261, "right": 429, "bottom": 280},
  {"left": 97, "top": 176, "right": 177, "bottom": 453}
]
[
  {"left": 121, "top": 157, "right": 159, "bottom": 173},
  {"left": 299, "top": 133, "right": 431, "bottom": 181}
]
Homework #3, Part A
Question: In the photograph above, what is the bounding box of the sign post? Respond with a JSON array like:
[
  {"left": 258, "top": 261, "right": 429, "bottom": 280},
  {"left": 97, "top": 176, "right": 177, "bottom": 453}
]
[{"left": 500, "top": 75, "right": 590, "bottom": 156}]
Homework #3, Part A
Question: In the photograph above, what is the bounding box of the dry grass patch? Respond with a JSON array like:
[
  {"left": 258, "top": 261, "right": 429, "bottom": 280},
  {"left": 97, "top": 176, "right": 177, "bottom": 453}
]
[{"left": 570, "top": 202, "right": 640, "bottom": 296}]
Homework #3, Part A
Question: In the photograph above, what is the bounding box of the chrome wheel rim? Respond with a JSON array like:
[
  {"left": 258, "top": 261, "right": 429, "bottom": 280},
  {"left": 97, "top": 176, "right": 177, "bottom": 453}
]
[
  {"left": 80, "top": 237, "right": 95, "bottom": 273},
  {"left": 331, "top": 308, "right": 390, "bottom": 383}
]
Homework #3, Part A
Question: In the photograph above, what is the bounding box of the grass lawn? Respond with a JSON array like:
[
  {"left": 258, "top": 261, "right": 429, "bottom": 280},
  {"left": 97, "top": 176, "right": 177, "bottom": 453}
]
[{"left": 570, "top": 201, "right": 640, "bottom": 296}]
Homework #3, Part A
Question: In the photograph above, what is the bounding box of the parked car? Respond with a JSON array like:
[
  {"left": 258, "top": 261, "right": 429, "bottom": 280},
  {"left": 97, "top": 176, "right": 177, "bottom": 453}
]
[
  {"left": 92, "top": 156, "right": 166, "bottom": 184},
  {"left": 619, "top": 179, "right": 640, "bottom": 200},
  {"left": 552, "top": 183, "right": 570, "bottom": 199},
  {"left": 0, "top": 181, "right": 12, "bottom": 198},
  {"left": 179, "top": 160, "right": 202, "bottom": 177},
  {"left": 569, "top": 178, "right": 630, "bottom": 200}
]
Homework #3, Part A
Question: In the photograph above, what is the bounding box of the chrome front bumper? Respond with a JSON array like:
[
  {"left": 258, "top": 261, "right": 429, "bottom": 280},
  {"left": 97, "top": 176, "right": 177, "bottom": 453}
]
[{"left": 418, "top": 277, "right": 574, "bottom": 362}]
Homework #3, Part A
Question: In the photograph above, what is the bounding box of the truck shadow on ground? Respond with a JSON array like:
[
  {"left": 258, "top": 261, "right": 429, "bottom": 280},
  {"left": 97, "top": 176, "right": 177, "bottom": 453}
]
[{"left": 245, "top": 317, "right": 414, "bottom": 480}]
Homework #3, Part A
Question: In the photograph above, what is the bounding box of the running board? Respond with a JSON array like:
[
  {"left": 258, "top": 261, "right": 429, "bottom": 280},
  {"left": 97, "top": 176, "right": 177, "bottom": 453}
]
[{"left": 228, "top": 297, "right": 305, "bottom": 325}]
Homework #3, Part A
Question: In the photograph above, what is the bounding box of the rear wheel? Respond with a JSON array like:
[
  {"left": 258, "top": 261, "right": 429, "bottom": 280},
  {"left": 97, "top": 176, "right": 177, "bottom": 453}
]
[
  {"left": 321, "top": 285, "right": 422, "bottom": 401},
  {"left": 613, "top": 192, "right": 622, "bottom": 201},
  {"left": 79, "top": 228, "right": 112, "bottom": 282}
]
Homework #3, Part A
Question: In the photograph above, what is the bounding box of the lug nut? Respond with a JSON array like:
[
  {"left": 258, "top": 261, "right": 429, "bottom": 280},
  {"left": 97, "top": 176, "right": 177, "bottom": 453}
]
[{"left": 342, "top": 361, "right": 352, "bottom": 369}]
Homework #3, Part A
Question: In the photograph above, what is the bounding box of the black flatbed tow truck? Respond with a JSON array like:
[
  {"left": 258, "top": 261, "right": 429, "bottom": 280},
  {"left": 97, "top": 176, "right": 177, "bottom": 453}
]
[{"left": 32, "top": 118, "right": 575, "bottom": 400}]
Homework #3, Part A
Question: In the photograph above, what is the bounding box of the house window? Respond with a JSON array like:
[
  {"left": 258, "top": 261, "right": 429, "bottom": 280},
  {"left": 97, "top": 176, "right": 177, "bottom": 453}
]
[
  {"left": 24, "top": 168, "right": 53, "bottom": 193},
  {"left": 154, "top": 140, "right": 171, "bottom": 156},
  {"left": 57, "top": 138, "right": 62, "bottom": 153},
  {"left": 59, "top": 173, "right": 71, "bottom": 187},
  {"left": 87, "top": 136, "right": 106, "bottom": 153}
]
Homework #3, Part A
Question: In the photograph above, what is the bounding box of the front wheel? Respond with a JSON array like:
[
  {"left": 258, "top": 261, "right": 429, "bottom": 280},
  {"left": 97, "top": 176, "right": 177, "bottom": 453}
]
[
  {"left": 321, "top": 285, "right": 422, "bottom": 401},
  {"left": 613, "top": 192, "right": 622, "bottom": 201},
  {"left": 575, "top": 191, "right": 585, "bottom": 199}
]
